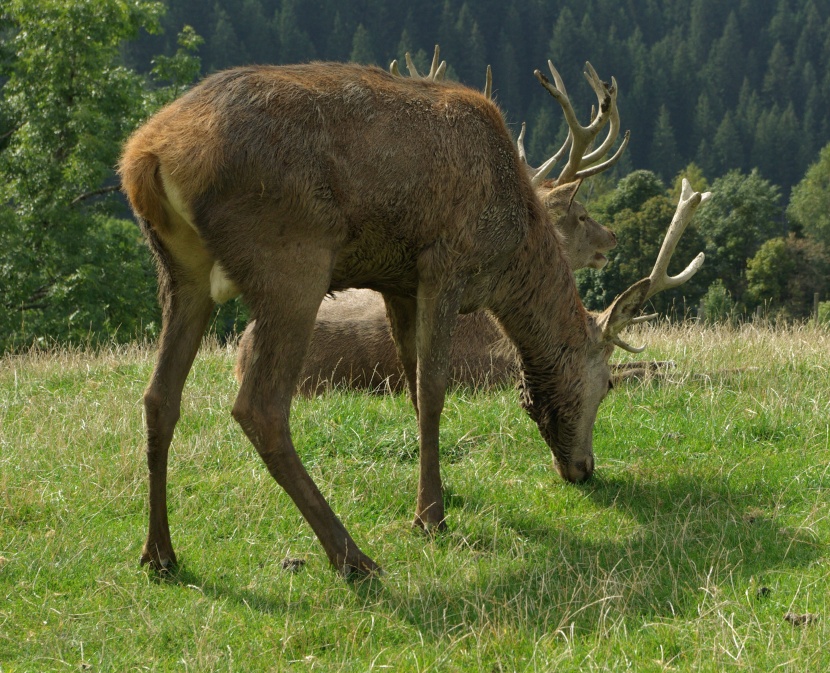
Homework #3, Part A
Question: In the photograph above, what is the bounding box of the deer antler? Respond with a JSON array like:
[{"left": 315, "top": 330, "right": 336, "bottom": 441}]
[
  {"left": 390, "top": 45, "right": 446, "bottom": 82},
  {"left": 531, "top": 61, "right": 630, "bottom": 187},
  {"left": 643, "top": 179, "right": 709, "bottom": 300},
  {"left": 602, "top": 178, "right": 710, "bottom": 353}
]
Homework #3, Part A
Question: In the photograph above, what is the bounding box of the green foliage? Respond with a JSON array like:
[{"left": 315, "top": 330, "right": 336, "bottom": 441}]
[
  {"left": 669, "top": 163, "right": 710, "bottom": 202},
  {"left": 0, "top": 0, "right": 201, "bottom": 352},
  {"left": 818, "top": 301, "right": 830, "bottom": 325},
  {"left": 700, "top": 279, "right": 736, "bottom": 324},
  {"left": 150, "top": 25, "right": 204, "bottom": 104},
  {"left": 746, "top": 237, "right": 794, "bottom": 308},
  {"left": 649, "top": 105, "right": 680, "bottom": 181},
  {"left": 349, "top": 24, "right": 376, "bottom": 65},
  {"left": 788, "top": 141, "right": 830, "bottom": 247},
  {"left": 743, "top": 232, "right": 830, "bottom": 320},
  {"left": 694, "top": 169, "right": 784, "bottom": 302},
  {"left": 592, "top": 169, "right": 665, "bottom": 220}
]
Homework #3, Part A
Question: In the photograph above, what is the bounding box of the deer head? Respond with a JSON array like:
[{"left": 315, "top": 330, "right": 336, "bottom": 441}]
[{"left": 512, "top": 179, "right": 709, "bottom": 482}]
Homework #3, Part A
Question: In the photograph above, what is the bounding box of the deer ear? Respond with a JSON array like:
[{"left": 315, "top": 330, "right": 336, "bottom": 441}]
[
  {"left": 596, "top": 278, "right": 650, "bottom": 341},
  {"left": 566, "top": 178, "right": 583, "bottom": 209},
  {"left": 543, "top": 179, "right": 581, "bottom": 208}
]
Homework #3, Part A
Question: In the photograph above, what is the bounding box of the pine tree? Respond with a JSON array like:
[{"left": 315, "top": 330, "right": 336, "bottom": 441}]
[
  {"left": 277, "top": 0, "right": 316, "bottom": 63},
  {"left": 762, "top": 41, "right": 792, "bottom": 106},
  {"left": 208, "top": 5, "right": 247, "bottom": 71},
  {"left": 712, "top": 111, "right": 744, "bottom": 176},
  {"left": 327, "top": 12, "right": 352, "bottom": 61},
  {"left": 649, "top": 105, "right": 680, "bottom": 180},
  {"left": 350, "top": 24, "right": 376, "bottom": 65}
]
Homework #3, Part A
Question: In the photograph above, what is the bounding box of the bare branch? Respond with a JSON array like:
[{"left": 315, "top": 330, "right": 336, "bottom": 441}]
[{"left": 71, "top": 184, "right": 121, "bottom": 206}]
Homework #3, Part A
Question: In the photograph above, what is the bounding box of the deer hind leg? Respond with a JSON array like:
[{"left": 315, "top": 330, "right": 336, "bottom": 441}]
[
  {"left": 383, "top": 295, "right": 419, "bottom": 411},
  {"left": 411, "top": 279, "right": 464, "bottom": 532},
  {"left": 231, "top": 245, "right": 380, "bottom": 577},
  {"left": 141, "top": 228, "right": 214, "bottom": 571}
]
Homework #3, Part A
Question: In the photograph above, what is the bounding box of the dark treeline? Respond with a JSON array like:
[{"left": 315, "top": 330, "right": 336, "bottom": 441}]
[
  {"left": 129, "top": 0, "right": 830, "bottom": 195},
  {"left": 2, "top": 0, "right": 830, "bottom": 352}
]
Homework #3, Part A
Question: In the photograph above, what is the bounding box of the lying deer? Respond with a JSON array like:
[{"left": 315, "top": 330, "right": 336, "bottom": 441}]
[
  {"left": 120, "top": 57, "right": 707, "bottom": 576},
  {"left": 234, "top": 203, "right": 611, "bottom": 394},
  {"left": 236, "top": 48, "right": 622, "bottom": 394}
]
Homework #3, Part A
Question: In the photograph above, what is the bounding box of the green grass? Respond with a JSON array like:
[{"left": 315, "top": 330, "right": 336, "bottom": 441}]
[{"left": 1, "top": 323, "right": 829, "bottom": 671}]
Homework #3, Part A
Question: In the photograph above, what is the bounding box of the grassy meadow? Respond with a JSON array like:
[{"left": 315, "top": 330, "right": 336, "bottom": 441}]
[{"left": 1, "top": 322, "right": 829, "bottom": 671}]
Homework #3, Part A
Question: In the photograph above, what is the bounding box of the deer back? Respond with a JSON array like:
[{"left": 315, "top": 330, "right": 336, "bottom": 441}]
[{"left": 121, "top": 63, "right": 534, "bottom": 303}]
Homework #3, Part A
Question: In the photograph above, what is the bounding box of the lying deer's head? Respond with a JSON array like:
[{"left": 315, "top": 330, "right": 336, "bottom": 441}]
[{"left": 542, "top": 180, "right": 616, "bottom": 269}]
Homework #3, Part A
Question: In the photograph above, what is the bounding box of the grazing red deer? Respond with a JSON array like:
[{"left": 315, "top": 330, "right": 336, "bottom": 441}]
[
  {"left": 120, "top": 58, "right": 706, "bottom": 576},
  {"left": 236, "top": 51, "right": 624, "bottom": 394}
]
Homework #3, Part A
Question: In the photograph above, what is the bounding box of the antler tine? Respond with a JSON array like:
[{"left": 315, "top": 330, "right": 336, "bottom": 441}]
[
  {"left": 630, "top": 312, "right": 658, "bottom": 324},
  {"left": 612, "top": 336, "right": 647, "bottom": 354},
  {"left": 548, "top": 59, "right": 569, "bottom": 96},
  {"left": 580, "top": 76, "right": 621, "bottom": 167},
  {"left": 404, "top": 45, "right": 446, "bottom": 82},
  {"left": 515, "top": 61, "right": 571, "bottom": 186},
  {"left": 573, "top": 130, "right": 630, "bottom": 181},
  {"left": 484, "top": 64, "right": 492, "bottom": 100},
  {"left": 527, "top": 135, "right": 572, "bottom": 187},
  {"left": 606, "top": 179, "right": 709, "bottom": 354},
  {"left": 389, "top": 59, "right": 401, "bottom": 77},
  {"left": 645, "top": 178, "right": 711, "bottom": 300},
  {"left": 516, "top": 122, "right": 528, "bottom": 163},
  {"left": 536, "top": 61, "right": 625, "bottom": 186}
]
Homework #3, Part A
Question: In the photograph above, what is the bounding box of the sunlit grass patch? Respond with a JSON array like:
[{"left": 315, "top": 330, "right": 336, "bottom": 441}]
[{"left": 1, "top": 324, "right": 829, "bottom": 670}]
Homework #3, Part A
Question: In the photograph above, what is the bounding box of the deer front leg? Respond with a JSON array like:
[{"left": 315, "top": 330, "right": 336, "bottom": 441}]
[
  {"left": 412, "top": 279, "right": 464, "bottom": 532},
  {"left": 142, "top": 281, "right": 214, "bottom": 571}
]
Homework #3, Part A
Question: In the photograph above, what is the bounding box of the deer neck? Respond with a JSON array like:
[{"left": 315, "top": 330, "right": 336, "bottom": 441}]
[{"left": 489, "top": 215, "right": 591, "bottom": 421}]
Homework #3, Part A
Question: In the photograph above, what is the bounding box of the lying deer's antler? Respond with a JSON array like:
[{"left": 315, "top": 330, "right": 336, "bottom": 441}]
[
  {"left": 530, "top": 61, "right": 630, "bottom": 187},
  {"left": 390, "top": 45, "right": 447, "bottom": 82},
  {"left": 603, "top": 178, "right": 711, "bottom": 353}
]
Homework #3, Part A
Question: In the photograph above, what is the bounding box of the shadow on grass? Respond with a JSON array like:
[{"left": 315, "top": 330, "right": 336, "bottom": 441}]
[
  {"left": 150, "top": 560, "right": 291, "bottom": 617},
  {"left": 355, "top": 470, "right": 820, "bottom": 642},
  {"left": 154, "top": 470, "right": 820, "bottom": 644}
]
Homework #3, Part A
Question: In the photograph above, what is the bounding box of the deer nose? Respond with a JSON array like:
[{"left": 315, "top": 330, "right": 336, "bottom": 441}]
[{"left": 558, "top": 456, "right": 594, "bottom": 483}]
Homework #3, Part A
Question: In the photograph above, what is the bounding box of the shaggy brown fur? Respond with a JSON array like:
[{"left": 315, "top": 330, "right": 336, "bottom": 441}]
[
  {"left": 120, "top": 62, "right": 646, "bottom": 576},
  {"left": 234, "top": 190, "right": 615, "bottom": 395}
]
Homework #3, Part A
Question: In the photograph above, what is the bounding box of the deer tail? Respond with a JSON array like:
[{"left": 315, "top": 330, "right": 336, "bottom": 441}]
[{"left": 118, "top": 137, "right": 169, "bottom": 235}]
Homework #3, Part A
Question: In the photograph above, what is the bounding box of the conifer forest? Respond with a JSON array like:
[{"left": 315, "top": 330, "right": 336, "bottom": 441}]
[{"left": 2, "top": 0, "right": 830, "bottom": 349}]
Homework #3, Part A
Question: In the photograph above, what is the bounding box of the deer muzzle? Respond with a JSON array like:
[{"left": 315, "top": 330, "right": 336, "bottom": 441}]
[{"left": 556, "top": 454, "right": 594, "bottom": 483}]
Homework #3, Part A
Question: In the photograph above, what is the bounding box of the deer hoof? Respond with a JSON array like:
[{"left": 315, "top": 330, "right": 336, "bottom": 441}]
[
  {"left": 412, "top": 516, "right": 448, "bottom": 535},
  {"left": 140, "top": 548, "right": 177, "bottom": 573},
  {"left": 340, "top": 554, "right": 383, "bottom": 580}
]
